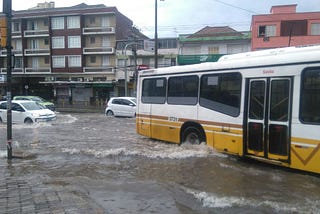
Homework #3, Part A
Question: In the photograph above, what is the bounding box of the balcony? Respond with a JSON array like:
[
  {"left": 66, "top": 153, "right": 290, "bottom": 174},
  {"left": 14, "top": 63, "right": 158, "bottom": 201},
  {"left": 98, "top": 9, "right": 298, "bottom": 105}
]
[
  {"left": 83, "top": 66, "right": 114, "bottom": 73},
  {"left": 83, "top": 26, "right": 115, "bottom": 35},
  {"left": 24, "top": 29, "right": 49, "bottom": 37},
  {"left": 24, "top": 49, "right": 50, "bottom": 56},
  {"left": 83, "top": 47, "right": 114, "bottom": 55},
  {"left": 12, "top": 31, "right": 22, "bottom": 38},
  {"left": 1, "top": 68, "right": 24, "bottom": 74},
  {"left": 25, "top": 67, "right": 51, "bottom": 73},
  {"left": 0, "top": 49, "right": 23, "bottom": 57}
]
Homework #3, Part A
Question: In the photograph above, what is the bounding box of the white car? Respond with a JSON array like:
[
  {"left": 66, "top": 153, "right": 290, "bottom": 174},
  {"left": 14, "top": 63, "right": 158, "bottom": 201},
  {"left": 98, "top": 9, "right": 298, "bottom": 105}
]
[
  {"left": 105, "top": 97, "right": 136, "bottom": 117},
  {"left": 0, "top": 100, "right": 56, "bottom": 124}
]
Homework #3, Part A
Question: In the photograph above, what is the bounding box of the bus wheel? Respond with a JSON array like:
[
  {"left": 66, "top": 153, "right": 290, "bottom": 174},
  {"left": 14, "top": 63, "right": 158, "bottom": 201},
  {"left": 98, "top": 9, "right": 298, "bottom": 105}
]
[{"left": 182, "top": 126, "right": 203, "bottom": 145}]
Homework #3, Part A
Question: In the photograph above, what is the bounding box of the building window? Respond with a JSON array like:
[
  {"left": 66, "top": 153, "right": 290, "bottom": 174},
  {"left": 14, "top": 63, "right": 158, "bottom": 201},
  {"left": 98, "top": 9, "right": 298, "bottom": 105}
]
[
  {"left": 90, "top": 56, "right": 96, "bottom": 63},
  {"left": 52, "top": 36, "right": 65, "bottom": 49},
  {"left": 68, "top": 55, "right": 81, "bottom": 67},
  {"left": 158, "top": 38, "right": 177, "bottom": 49},
  {"left": 90, "top": 37, "right": 95, "bottom": 44},
  {"left": 44, "top": 38, "right": 49, "bottom": 45},
  {"left": 258, "top": 25, "right": 276, "bottom": 37},
  {"left": 90, "top": 17, "right": 95, "bottom": 24},
  {"left": 281, "top": 20, "right": 307, "bottom": 36},
  {"left": 67, "top": 16, "right": 80, "bottom": 29},
  {"left": 44, "top": 56, "right": 49, "bottom": 64},
  {"left": 52, "top": 56, "right": 65, "bottom": 68},
  {"left": 13, "top": 22, "right": 20, "bottom": 32},
  {"left": 30, "top": 39, "right": 39, "bottom": 49},
  {"left": 311, "top": 23, "right": 320, "bottom": 35},
  {"left": 68, "top": 36, "right": 81, "bottom": 48},
  {"left": 15, "top": 57, "right": 22, "bottom": 68},
  {"left": 51, "top": 17, "right": 64, "bottom": 30},
  {"left": 208, "top": 46, "right": 219, "bottom": 54},
  {"left": 44, "top": 19, "right": 48, "bottom": 27}
]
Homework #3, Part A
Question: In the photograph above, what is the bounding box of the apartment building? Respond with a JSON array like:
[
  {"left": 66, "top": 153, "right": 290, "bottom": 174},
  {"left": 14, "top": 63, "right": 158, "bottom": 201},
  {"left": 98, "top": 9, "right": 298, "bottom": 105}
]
[
  {"left": 178, "top": 26, "right": 251, "bottom": 65},
  {"left": 0, "top": 3, "right": 143, "bottom": 104},
  {"left": 251, "top": 4, "right": 320, "bottom": 50}
]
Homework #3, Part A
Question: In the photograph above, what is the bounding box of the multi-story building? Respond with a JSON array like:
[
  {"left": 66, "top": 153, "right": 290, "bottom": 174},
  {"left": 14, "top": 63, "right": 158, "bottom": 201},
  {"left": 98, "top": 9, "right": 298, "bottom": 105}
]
[
  {"left": 0, "top": 2, "right": 145, "bottom": 105},
  {"left": 115, "top": 37, "right": 178, "bottom": 96},
  {"left": 251, "top": 4, "right": 320, "bottom": 50},
  {"left": 178, "top": 26, "right": 251, "bottom": 65}
]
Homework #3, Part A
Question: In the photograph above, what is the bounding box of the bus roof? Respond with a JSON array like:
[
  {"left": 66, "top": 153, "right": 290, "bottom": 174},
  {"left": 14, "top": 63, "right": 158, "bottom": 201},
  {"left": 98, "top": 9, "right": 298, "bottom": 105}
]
[{"left": 139, "top": 45, "right": 320, "bottom": 76}]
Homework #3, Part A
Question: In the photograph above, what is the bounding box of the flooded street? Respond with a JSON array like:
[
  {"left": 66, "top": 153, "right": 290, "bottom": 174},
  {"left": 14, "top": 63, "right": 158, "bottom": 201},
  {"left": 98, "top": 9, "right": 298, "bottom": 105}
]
[{"left": 0, "top": 113, "right": 320, "bottom": 213}]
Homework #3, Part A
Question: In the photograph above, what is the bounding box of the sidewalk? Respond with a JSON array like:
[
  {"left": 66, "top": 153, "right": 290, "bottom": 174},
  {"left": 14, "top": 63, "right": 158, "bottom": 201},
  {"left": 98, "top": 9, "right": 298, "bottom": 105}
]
[{"left": 0, "top": 177, "right": 104, "bottom": 214}]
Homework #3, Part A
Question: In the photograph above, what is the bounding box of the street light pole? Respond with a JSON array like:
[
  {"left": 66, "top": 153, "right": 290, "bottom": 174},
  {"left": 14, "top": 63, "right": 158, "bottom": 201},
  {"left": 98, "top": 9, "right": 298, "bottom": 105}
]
[
  {"left": 122, "top": 42, "right": 138, "bottom": 96},
  {"left": 3, "top": 0, "right": 12, "bottom": 160}
]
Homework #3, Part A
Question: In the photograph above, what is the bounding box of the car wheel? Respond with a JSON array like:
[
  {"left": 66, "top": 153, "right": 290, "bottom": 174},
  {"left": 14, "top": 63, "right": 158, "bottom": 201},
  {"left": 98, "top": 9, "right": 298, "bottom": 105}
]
[
  {"left": 106, "top": 110, "right": 114, "bottom": 116},
  {"left": 24, "top": 118, "right": 33, "bottom": 124}
]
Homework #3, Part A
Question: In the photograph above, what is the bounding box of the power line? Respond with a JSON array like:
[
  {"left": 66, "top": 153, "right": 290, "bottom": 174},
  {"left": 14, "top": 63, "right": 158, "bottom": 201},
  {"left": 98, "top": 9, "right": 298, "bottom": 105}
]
[{"left": 212, "top": 0, "right": 260, "bottom": 15}]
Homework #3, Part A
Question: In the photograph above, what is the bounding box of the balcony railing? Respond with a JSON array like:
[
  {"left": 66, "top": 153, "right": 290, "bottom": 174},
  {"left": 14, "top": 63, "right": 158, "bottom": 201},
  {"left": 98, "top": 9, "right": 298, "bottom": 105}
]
[
  {"left": 24, "top": 29, "right": 49, "bottom": 37},
  {"left": 83, "top": 47, "right": 114, "bottom": 55},
  {"left": 1, "top": 68, "right": 24, "bottom": 74},
  {"left": 12, "top": 31, "right": 22, "bottom": 38},
  {"left": 83, "top": 66, "right": 114, "bottom": 73},
  {"left": 0, "top": 49, "right": 23, "bottom": 57},
  {"left": 83, "top": 26, "right": 115, "bottom": 35},
  {"left": 24, "top": 49, "right": 50, "bottom": 56},
  {"left": 25, "top": 67, "right": 51, "bottom": 73}
]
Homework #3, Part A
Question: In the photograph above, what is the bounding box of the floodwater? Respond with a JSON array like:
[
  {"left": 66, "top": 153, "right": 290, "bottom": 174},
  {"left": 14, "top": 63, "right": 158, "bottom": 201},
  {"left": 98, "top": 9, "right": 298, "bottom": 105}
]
[{"left": 0, "top": 113, "right": 319, "bottom": 213}]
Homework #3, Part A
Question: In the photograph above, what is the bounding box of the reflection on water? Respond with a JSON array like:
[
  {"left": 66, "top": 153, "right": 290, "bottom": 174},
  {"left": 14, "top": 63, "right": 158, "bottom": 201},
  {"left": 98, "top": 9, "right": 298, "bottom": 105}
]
[{"left": 0, "top": 113, "right": 320, "bottom": 213}]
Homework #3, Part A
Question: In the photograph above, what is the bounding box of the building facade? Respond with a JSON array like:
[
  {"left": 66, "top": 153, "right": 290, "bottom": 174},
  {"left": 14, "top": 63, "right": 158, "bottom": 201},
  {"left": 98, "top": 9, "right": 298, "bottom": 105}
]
[
  {"left": 0, "top": 3, "right": 144, "bottom": 106},
  {"left": 251, "top": 4, "right": 320, "bottom": 50},
  {"left": 115, "top": 37, "right": 178, "bottom": 96},
  {"left": 178, "top": 26, "right": 251, "bottom": 65}
]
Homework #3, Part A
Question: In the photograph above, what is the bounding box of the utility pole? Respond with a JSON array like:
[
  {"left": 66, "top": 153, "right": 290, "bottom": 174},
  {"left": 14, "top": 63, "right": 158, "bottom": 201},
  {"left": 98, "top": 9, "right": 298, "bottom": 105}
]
[
  {"left": 3, "top": 0, "right": 12, "bottom": 160},
  {"left": 154, "top": 0, "right": 158, "bottom": 68}
]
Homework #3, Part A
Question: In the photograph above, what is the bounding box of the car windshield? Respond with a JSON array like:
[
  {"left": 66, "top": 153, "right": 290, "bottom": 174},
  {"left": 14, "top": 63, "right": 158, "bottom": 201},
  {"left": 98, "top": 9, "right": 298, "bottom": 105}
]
[
  {"left": 21, "top": 102, "right": 45, "bottom": 110},
  {"left": 130, "top": 98, "right": 137, "bottom": 104}
]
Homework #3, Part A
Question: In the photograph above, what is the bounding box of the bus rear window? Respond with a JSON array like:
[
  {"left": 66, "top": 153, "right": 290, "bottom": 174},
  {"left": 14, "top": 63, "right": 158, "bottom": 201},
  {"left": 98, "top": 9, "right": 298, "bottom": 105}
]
[
  {"left": 200, "top": 72, "right": 241, "bottom": 117},
  {"left": 142, "top": 78, "right": 166, "bottom": 104},
  {"left": 300, "top": 68, "right": 320, "bottom": 124}
]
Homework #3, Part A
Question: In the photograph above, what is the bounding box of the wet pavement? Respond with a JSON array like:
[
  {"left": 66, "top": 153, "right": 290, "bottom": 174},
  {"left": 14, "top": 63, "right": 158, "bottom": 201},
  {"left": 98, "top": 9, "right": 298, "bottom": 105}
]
[{"left": 0, "top": 113, "right": 320, "bottom": 214}]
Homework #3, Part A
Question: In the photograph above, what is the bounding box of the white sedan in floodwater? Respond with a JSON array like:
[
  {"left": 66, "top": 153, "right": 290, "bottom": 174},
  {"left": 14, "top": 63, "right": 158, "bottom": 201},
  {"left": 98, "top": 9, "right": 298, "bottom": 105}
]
[{"left": 0, "top": 100, "right": 56, "bottom": 124}]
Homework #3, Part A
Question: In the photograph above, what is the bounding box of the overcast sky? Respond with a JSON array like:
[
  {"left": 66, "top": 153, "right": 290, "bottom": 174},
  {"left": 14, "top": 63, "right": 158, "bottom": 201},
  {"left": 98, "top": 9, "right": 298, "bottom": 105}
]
[{"left": 5, "top": 0, "right": 320, "bottom": 38}]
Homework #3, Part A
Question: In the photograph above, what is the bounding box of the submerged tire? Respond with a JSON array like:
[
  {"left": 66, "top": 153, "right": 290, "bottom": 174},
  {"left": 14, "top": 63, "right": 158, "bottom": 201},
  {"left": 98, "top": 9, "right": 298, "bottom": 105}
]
[
  {"left": 106, "top": 110, "right": 114, "bottom": 116},
  {"left": 181, "top": 126, "right": 204, "bottom": 145},
  {"left": 24, "top": 118, "right": 33, "bottom": 124}
]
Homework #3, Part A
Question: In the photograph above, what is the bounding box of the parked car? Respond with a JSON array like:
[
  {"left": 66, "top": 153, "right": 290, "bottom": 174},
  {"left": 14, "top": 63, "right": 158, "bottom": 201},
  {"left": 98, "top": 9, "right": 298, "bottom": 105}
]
[
  {"left": 13, "top": 96, "right": 55, "bottom": 111},
  {"left": 0, "top": 100, "right": 56, "bottom": 124},
  {"left": 105, "top": 97, "right": 136, "bottom": 117}
]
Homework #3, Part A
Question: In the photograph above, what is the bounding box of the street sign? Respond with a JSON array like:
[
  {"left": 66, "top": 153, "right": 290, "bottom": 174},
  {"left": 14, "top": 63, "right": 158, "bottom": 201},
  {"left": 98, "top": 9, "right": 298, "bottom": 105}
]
[{"left": 144, "top": 40, "right": 155, "bottom": 52}]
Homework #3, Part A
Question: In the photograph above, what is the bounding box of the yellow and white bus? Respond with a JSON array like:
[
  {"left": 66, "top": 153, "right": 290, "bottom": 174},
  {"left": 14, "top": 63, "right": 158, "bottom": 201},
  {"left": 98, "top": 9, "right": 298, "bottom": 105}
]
[{"left": 136, "top": 45, "right": 320, "bottom": 174}]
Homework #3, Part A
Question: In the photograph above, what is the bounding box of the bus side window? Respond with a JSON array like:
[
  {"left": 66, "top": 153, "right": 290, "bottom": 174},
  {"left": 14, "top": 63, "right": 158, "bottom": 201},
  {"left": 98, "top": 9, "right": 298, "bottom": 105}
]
[
  {"left": 300, "top": 68, "right": 320, "bottom": 124},
  {"left": 200, "top": 72, "right": 242, "bottom": 117},
  {"left": 142, "top": 78, "right": 166, "bottom": 104}
]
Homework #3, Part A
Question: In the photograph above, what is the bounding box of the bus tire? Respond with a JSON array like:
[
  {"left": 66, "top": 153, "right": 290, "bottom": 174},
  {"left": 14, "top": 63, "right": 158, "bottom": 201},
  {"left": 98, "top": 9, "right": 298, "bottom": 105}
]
[{"left": 181, "top": 126, "right": 204, "bottom": 145}]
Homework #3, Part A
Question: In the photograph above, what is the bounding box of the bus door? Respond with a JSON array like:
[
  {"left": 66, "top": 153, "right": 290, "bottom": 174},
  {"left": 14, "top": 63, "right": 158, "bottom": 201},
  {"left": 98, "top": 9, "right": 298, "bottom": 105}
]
[{"left": 246, "top": 77, "right": 292, "bottom": 162}]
